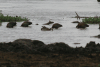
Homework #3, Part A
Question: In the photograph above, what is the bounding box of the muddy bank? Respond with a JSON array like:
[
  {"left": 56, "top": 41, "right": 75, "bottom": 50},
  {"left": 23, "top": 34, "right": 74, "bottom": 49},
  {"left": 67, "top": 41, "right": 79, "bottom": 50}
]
[
  {"left": 0, "top": 39, "right": 100, "bottom": 54},
  {"left": 0, "top": 39, "right": 100, "bottom": 67}
]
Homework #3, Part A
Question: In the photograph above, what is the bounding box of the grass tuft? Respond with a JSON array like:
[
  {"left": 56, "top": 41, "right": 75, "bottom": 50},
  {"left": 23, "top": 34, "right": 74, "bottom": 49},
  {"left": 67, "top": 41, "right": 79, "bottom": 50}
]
[
  {"left": 0, "top": 14, "right": 28, "bottom": 23},
  {"left": 82, "top": 17, "right": 100, "bottom": 24}
]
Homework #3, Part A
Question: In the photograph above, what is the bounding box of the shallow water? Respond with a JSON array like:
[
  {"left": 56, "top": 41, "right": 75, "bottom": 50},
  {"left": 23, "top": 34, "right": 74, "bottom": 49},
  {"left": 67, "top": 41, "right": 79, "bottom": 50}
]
[{"left": 0, "top": 0, "right": 100, "bottom": 47}]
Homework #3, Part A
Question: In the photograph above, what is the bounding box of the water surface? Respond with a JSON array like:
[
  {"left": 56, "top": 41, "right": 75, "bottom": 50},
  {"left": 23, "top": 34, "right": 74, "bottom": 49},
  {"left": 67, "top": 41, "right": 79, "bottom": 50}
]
[{"left": 0, "top": 0, "right": 100, "bottom": 47}]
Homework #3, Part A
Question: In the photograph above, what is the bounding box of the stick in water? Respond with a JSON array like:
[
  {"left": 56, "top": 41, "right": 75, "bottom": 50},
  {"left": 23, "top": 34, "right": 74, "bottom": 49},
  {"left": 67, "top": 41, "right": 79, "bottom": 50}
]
[{"left": 75, "top": 12, "right": 80, "bottom": 20}]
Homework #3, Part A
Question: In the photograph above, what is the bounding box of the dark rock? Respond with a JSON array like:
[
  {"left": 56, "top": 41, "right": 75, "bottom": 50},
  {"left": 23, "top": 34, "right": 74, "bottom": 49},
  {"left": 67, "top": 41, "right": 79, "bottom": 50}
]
[
  {"left": 41, "top": 26, "right": 52, "bottom": 31},
  {"left": 74, "top": 46, "right": 84, "bottom": 54},
  {"left": 13, "top": 39, "right": 45, "bottom": 48},
  {"left": 0, "top": 43, "right": 10, "bottom": 52},
  {"left": 6, "top": 21, "right": 16, "bottom": 28},
  {"left": 97, "top": 43, "right": 100, "bottom": 47},
  {"left": 74, "top": 43, "right": 80, "bottom": 45},
  {"left": 43, "top": 20, "right": 54, "bottom": 25},
  {"left": 7, "top": 39, "right": 45, "bottom": 53},
  {"left": 13, "top": 39, "right": 33, "bottom": 50},
  {"left": 93, "top": 34, "right": 100, "bottom": 38},
  {"left": 0, "top": 39, "right": 46, "bottom": 54},
  {"left": 84, "top": 41, "right": 100, "bottom": 54},
  {"left": 21, "top": 21, "right": 32, "bottom": 27},
  {"left": 32, "top": 40, "right": 45, "bottom": 47},
  {"left": 47, "top": 42, "right": 72, "bottom": 53},
  {"left": 54, "top": 42, "right": 70, "bottom": 48},
  {"left": 52, "top": 23, "right": 62, "bottom": 29},
  {"left": 13, "top": 39, "right": 33, "bottom": 46},
  {"left": 36, "top": 45, "right": 50, "bottom": 53},
  {"left": 0, "top": 39, "right": 74, "bottom": 54},
  {"left": 85, "top": 41, "right": 96, "bottom": 48},
  {"left": 76, "top": 22, "right": 89, "bottom": 28},
  {"left": 72, "top": 21, "right": 79, "bottom": 23},
  {"left": 2, "top": 38, "right": 100, "bottom": 56}
]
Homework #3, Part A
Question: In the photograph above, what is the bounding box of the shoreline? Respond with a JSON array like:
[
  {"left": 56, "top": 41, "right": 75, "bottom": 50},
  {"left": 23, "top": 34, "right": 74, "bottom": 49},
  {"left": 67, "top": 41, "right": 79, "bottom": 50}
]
[{"left": 0, "top": 39, "right": 100, "bottom": 67}]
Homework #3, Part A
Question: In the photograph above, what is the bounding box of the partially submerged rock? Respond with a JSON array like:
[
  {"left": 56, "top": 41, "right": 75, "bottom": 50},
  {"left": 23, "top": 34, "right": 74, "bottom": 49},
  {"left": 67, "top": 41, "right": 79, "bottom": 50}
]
[
  {"left": 6, "top": 21, "right": 16, "bottom": 28},
  {"left": 21, "top": 21, "right": 32, "bottom": 27},
  {"left": 73, "top": 43, "right": 80, "bottom": 45},
  {"left": 76, "top": 22, "right": 89, "bottom": 28},
  {"left": 43, "top": 20, "right": 54, "bottom": 25},
  {"left": 52, "top": 23, "right": 62, "bottom": 29},
  {"left": 42, "top": 23, "right": 63, "bottom": 31},
  {"left": 41, "top": 26, "right": 52, "bottom": 31},
  {"left": 93, "top": 34, "right": 100, "bottom": 38},
  {"left": 72, "top": 21, "right": 80, "bottom": 23}
]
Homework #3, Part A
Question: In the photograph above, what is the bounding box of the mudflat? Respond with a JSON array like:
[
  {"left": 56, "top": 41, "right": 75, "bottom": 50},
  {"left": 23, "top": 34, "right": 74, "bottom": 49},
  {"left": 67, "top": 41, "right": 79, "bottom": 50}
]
[{"left": 0, "top": 51, "right": 99, "bottom": 67}]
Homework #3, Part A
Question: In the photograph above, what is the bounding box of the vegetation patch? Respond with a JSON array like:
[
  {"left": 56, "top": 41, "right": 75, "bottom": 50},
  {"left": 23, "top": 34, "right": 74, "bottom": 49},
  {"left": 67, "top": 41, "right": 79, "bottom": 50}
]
[
  {"left": 82, "top": 17, "right": 100, "bottom": 24},
  {"left": 74, "top": 12, "right": 100, "bottom": 24},
  {"left": 0, "top": 14, "right": 28, "bottom": 23}
]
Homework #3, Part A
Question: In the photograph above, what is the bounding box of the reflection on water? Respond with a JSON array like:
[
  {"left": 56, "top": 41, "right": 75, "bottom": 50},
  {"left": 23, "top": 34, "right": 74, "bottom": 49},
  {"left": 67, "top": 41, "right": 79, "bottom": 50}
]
[{"left": 0, "top": 0, "right": 100, "bottom": 47}]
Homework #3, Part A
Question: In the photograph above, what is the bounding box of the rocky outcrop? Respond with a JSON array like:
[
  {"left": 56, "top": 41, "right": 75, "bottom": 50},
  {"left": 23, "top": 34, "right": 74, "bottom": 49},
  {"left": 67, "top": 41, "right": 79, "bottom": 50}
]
[
  {"left": 0, "top": 39, "right": 45, "bottom": 54},
  {"left": 0, "top": 39, "right": 100, "bottom": 57},
  {"left": 85, "top": 41, "right": 100, "bottom": 55},
  {"left": 85, "top": 41, "right": 96, "bottom": 48},
  {"left": 46, "top": 42, "right": 72, "bottom": 53},
  {"left": 0, "top": 39, "right": 73, "bottom": 54},
  {"left": 13, "top": 39, "right": 45, "bottom": 53},
  {"left": 6, "top": 21, "right": 16, "bottom": 28}
]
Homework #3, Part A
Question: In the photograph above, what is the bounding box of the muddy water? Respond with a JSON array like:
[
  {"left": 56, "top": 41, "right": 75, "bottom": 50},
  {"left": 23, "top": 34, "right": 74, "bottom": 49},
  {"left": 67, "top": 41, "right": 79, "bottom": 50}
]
[{"left": 0, "top": 0, "right": 100, "bottom": 47}]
